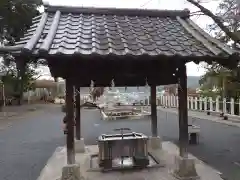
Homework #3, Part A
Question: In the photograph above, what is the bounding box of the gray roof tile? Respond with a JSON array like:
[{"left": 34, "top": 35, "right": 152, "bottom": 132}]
[{"left": 0, "top": 5, "right": 236, "bottom": 60}]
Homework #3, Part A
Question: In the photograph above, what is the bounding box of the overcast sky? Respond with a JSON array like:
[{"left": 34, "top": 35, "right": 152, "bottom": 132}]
[{"left": 39, "top": 0, "right": 220, "bottom": 79}]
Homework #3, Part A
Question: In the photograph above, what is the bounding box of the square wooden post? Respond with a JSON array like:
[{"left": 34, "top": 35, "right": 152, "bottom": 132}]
[
  {"left": 149, "top": 84, "right": 161, "bottom": 149},
  {"left": 150, "top": 85, "right": 157, "bottom": 137},
  {"left": 174, "top": 64, "right": 198, "bottom": 179},
  {"left": 65, "top": 79, "right": 75, "bottom": 164},
  {"left": 178, "top": 64, "right": 188, "bottom": 158},
  {"left": 75, "top": 86, "right": 81, "bottom": 140}
]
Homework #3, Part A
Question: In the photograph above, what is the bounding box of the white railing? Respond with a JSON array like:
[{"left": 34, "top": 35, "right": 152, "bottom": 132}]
[
  {"left": 155, "top": 95, "right": 240, "bottom": 117},
  {"left": 78, "top": 94, "right": 240, "bottom": 117}
]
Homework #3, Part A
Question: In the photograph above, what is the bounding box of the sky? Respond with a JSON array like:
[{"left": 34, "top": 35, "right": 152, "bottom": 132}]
[{"left": 38, "top": 0, "right": 220, "bottom": 79}]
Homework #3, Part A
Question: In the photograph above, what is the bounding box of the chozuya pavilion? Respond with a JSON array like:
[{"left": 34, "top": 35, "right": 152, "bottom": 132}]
[{"left": 0, "top": 3, "right": 238, "bottom": 180}]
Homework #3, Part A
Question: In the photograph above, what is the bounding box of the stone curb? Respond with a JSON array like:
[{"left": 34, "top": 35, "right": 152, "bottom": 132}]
[
  {"left": 162, "top": 141, "right": 223, "bottom": 179},
  {"left": 36, "top": 147, "right": 64, "bottom": 180}
]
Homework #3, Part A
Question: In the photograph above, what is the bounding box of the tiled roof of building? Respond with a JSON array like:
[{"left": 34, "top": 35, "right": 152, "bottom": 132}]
[{"left": 0, "top": 5, "right": 236, "bottom": 60}]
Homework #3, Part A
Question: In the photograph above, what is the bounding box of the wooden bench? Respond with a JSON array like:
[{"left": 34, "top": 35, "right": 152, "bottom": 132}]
[{"left": 188, "top": 125, "right": 200, "bottom": 145}]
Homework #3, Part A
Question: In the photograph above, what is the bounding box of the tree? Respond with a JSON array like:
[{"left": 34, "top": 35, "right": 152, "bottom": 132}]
[
  {"left": 187, "top": 0, "right": 240, "bottom": 45},
  {"left": 0, "top": 0, "right": 42, "bottom": 44},
  {"left": 199, "top": 63, "right": 232, "bottom": 97},
  {"left": 1, "top": 61, "right": 39, "bottom": 103},
  {"left": 90, "top": 87, "right": 105, "bottom": 102},
  {"left": 190, "top": 0, "right": 240, "bottom": 100},
  {"left": 0, "top": 0, "right": 43, "bottom": 104}
]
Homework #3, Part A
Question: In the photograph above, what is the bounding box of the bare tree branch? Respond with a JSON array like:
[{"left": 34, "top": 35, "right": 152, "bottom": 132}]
[
  {"left": 187, "top": 0, "right": 240, "bottom": 44},
  {"left": 190, "top": 12, "right": 205, "bottom": 16}
]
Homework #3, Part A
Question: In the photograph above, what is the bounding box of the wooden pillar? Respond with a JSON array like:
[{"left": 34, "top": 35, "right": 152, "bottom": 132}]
[
  {"left": 65, "top": 79, "right": 75, "bottom": 164},
  {"left": 178, "top": 64, "right": 188, "bottom": 158},
  {"left": 75, "top": 86, "right": 81, "bottom": 140},
  {"left": 150, "top": 85, "right": 158, "bottom": 137},
  {"left": 16, "top": 59, "right": 26, "bottom": 105}
]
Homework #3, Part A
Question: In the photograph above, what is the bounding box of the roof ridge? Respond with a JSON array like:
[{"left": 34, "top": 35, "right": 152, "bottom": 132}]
[
  {"left": 44, "top": 5, "right": 190, "bottom": 18},
  {"left": 186, "top": 19, "right": 234, "bottom": 55},
  {"left": 176, "top": 16, "right": 222, "bottom": 56}
]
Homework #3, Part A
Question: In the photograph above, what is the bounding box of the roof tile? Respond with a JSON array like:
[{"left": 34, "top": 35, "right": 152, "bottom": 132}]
[{"left": 4, "top": 6, "right": 235, "bottom": 59}]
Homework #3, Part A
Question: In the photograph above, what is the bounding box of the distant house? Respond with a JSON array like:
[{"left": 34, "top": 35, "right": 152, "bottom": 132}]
[
  {"left": 33, "top": 80, "right": 57, "bottom": 88},
  {"left": 23, "top": 80, "right": 65, "bottom": 101},
  {"left": 187, "top": 88, "right": 200, "bottom": 97},
  {"left": 163, "top": 84, "right": 199, "bottom": 97},
  {"left": 163, "top": 84, "right": 177, "bottom": 95}
]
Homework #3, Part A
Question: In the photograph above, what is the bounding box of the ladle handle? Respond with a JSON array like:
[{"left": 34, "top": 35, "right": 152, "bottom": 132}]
[{"left": 114, "top": 128, "right": 131, "bottom": 131}]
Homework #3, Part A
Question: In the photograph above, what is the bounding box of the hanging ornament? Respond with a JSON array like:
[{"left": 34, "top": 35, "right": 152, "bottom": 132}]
[
  {"left": 90, "top": 80, "right": 94, "bottom": 92},
  {"left": 74, "top": 87, "right": 80, "bottom": 97},
  {"left": 74, "top": 88, "right": 77, "bottom": 97},
  {"left": 145, "top": 77, "right": 149, "bottom": 89},
  {"left": 111, "top": 79, "right": 115, "bottom": 88},
  {"left": 125, "top": 87, "right": 127, "bottom": 92},
  {"left": 178, "top": 83, "right": 182, "bottom": 91},
  {"left": 137, "top": 86, "right": 139, "bottom": 91},
  {"left": 145, "top": 78, "right": 149, "bottom": 99}
]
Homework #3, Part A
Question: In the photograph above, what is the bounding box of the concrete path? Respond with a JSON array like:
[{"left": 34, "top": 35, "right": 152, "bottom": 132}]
[{"left": 0, "top": 104, "right": 55, "bottom": 130}]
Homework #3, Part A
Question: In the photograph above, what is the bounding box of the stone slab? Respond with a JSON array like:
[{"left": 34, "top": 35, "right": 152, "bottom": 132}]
[
  {"left": 161, "top": 142, "right": 223, "bottom": 180},
  {"left": 148, "top": 136, "right": 162, "bottom": 150},
  {"left": 75, "top": 138, "right": 85, "bottom": 153},
  {"left": 37, "top": 142, "right": 224, "bottom": 180},
  {"left": 173, "top": 156, "right": 199, "bottom": 180},
  {"left": 61, "top": 164, "right": 81, "bottom": 180}
]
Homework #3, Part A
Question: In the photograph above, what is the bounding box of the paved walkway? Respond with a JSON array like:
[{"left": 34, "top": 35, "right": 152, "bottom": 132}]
[
  {"left": 158, "top": 107, "right": 240, "bottom": 128},
  {"left": 0, "top": 104, "right": 64, "bottom": 180},
  {"left": 0, "top": 104, "right": 59, "bottom": 130}
]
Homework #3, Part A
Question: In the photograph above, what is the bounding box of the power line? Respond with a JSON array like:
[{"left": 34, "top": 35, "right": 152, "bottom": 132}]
[{"left": 140, "top": 0, "right": 154, "bottom": 8}]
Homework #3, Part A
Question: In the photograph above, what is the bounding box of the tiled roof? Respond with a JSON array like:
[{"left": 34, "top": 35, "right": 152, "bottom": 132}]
[{"left": 0, "top": 5, "right": 236, "bottom": 59}]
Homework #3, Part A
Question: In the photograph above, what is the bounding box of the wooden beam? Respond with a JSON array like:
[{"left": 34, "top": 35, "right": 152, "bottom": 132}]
[
  {"left": 72, "top": 74, "right": 178, "bottom": 87},
  {"left": 150, "top": 85, "right": 158, "bottom": 137},
  {"left": 65, "top": 79, "right": 75, "bottom": 164},
  {"left": 75, "top": 86, "right": 81, "bottom": 140},
  {"left": 178, "top": 64, "right": 188, "bottom": 158}
]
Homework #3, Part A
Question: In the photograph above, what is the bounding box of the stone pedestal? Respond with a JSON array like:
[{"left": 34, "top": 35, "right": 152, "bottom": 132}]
[
  {"left": 61, "top": 164, "right": 81, "bottom": 180},
  {"left": 173, "top": 156, "right": 199, "bottom": 180},
  {"left": 148, "top": 136, "right": 162, "bottom": 150},
  {"left": 75, "top": 138, "right": 85, "bottom": 153}
]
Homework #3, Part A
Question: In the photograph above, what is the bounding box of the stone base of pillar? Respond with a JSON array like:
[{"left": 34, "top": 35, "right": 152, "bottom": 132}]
[
  {"left": 75, "top": 138, "right": 85, "bottom": 153},
  {"left": 148, "top": 136, "right": 162, "bottom": 150},
  {"left": 173, "top": 156, "right": 199, "bottom": 180},
  {"left": 61, "top": 164, "right": 81, "bottom": 180}
]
